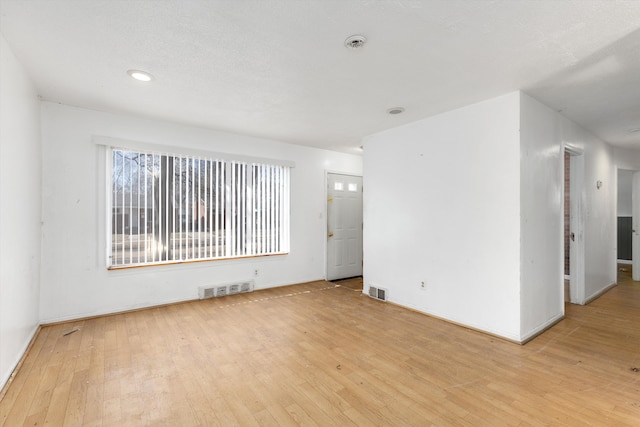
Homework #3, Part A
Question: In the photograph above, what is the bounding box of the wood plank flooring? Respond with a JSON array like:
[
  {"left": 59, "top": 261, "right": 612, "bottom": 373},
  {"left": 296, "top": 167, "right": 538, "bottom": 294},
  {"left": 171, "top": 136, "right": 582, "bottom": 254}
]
[{"left": 2, "top": 275, "right": 640, "bottom": 426}]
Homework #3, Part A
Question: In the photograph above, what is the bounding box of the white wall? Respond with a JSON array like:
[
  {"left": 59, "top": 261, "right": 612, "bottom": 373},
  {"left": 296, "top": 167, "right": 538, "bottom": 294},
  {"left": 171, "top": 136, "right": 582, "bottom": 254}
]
[
  {"left": 519, "top": 94, "right": 565, "bottom": 338},
  {"left": 0, "top": 34, "right": 42, "bottom": 389},
  {"left": 614, "top": 147, "right": 640, "bottom": 171},
  {"left": 363, "top": 92, "right": 522, "bottom": 341},
  {"left": 614, "top": 149, "right": 640, "bottom": 228},
  {"left": 364, "top": 91, "right": 617, "bottom": 342},
  {"left": 519, "top": 93, "right": 616, "bottom": 335},
  {"left": 40, "top": 103, "right": 362, "bottom": 323},
  {"left": 618, "top": 169, "right": 632, "bottom": 217},
  {"left": 562, "top": 116, "right": 617, "bottom": 302}
]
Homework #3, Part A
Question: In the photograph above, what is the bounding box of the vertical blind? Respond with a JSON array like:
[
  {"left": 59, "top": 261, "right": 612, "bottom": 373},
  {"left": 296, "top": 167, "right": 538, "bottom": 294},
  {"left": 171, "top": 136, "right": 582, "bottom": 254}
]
[{"left": 109, "top": 148, "right": 290, "bottom": 268}]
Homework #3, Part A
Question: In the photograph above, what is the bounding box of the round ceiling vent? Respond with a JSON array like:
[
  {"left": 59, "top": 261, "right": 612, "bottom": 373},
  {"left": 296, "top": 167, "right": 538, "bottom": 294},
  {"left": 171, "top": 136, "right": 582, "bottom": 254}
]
[
  {"left": 344, "top": 34, "right": 367, "bottom": 49},
  {"left": 387, "top": 107, "right": 405, "bottom": 115}
]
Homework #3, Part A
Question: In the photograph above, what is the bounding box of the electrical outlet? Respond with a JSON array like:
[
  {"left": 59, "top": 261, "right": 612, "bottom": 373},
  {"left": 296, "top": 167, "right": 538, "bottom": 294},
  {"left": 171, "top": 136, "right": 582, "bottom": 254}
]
[
  {"left": 420, "top": 280, "right": 426, "bottom": 290},
  {"left": 254, "top": 269, "right": 259, "bottom": 276}
]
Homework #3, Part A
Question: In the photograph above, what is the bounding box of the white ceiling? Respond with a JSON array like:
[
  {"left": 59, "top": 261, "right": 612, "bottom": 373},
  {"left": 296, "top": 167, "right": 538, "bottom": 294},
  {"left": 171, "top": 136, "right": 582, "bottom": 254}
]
[{"left": 1, "top": 0, "right": 640, "bottom": 154}]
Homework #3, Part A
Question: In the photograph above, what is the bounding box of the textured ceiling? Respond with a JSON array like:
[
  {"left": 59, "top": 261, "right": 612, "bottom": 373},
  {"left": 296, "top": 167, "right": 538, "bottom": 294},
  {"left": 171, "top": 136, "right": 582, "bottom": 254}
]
[{"left": 1, "top": 0, "right": 640, "bottom": 154}]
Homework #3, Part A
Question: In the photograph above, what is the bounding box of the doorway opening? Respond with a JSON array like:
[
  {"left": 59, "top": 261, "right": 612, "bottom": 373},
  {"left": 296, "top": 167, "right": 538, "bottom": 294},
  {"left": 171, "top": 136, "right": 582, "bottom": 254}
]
[
  {"left": 564, "top": 146, "right": 585, "bottom": 304},
  {"left": 617, "top": 169, "right": 633, "bottom": 280},
  {"left": 630, "top": 171, "right": 640, "bottom": 281},
  {"left": 326, "top": 173, "right": 363, "bottom": 282},
  {"left": 564, "top": 152, "right": 571, "bottom": 301}
]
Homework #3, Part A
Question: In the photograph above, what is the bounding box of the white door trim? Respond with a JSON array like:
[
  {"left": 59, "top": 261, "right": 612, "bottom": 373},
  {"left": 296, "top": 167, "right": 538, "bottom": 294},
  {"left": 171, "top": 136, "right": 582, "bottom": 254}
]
[
  {"left": 564, "top": 147, "right": 585, "bottom": 304},
  {"left": 631, "top": 172, "right": 640, "bottom": 281}
]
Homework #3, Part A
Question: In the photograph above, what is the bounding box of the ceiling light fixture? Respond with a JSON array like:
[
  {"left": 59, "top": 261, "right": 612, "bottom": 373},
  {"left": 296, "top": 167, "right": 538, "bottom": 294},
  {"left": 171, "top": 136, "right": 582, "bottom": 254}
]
[
  {"left": 344, "top": 34, "right": 367, "bottom": 49},
  {"left": 127, "top": 69, "right": 154, "bottom": 82},
  {"left": 387, "top": 107, "right": 405, "bottom": 115}
]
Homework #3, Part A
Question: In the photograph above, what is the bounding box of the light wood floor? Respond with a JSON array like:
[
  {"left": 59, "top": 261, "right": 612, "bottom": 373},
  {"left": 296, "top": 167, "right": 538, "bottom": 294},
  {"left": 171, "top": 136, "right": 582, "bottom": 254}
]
[{"left": 2, "top": 275, "right": 640, "bottom": 426}]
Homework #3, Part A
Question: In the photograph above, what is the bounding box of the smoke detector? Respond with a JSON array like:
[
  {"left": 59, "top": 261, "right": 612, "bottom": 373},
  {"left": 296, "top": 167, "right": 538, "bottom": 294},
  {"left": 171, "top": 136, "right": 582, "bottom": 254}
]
[{"left": 344, "top": 35, "right": 367, "bottom": 49}]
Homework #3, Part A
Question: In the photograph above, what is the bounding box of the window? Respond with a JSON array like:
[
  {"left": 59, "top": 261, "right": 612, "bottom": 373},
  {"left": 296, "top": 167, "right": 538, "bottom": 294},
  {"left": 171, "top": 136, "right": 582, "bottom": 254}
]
[{"left": 109, "top": 147, "right": 290, "bottom": 268}]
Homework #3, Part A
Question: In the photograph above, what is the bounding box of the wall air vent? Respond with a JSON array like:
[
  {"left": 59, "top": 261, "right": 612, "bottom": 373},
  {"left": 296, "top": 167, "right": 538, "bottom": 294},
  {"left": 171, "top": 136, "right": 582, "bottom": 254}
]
[
  {"left": 198, "top": 280, "right": 254, "bottom": 300},
  {"left": 200, "top": 287, "right": 215, "bottom": 299},
  {"left": 367, "top": 285, "right": 387, "bottom": 302}
]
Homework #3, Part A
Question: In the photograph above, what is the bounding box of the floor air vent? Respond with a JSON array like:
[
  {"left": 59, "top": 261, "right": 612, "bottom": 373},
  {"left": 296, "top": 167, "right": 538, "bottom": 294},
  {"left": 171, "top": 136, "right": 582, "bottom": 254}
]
[
  {"left": 368, "top": 286, "right": 387, "bottom": 302},
  {"left": 199, "top": 280, "right": 254, "bottom": 300}
]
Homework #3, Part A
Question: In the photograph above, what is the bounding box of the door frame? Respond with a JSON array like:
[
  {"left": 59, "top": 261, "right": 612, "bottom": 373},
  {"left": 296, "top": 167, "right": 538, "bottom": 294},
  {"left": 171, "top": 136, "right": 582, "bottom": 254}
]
[
  {"left": 564, "top": 144, "right": 585, "bottom": 304},
  {"left": 325, "top": 170, "right": 363, "bottom": 281},
  {"left": 631, "top": 171, "right": 640, "bottom": 281}
]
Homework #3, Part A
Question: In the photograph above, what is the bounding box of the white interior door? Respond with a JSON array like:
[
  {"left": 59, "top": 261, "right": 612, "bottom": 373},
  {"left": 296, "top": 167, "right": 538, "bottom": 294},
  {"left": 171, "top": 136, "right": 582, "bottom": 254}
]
[
  {"left": 632, "top": 172, "right": 640, "bottom": 281},
  {"left": 327, "top": 173, "right": 363, "bottom": 281}
]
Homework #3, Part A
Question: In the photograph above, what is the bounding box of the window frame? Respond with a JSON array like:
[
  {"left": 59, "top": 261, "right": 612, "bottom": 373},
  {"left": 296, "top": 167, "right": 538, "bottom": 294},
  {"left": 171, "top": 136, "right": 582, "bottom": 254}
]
[{"left": 100, "top": 137, "right": 292, "bottom": 270}]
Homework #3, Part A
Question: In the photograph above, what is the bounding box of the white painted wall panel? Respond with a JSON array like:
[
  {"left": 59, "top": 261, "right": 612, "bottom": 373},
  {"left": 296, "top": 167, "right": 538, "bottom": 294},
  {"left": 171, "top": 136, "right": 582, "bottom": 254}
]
[
  {"left": 618, "top": 170, "right": 632, "bottom": 217},
  {"left": 0, "top": 34, "right": 41, "bottom": 390},
  {"left": 39, "top": 103, "right": 362, "bottom": 322},
  {"left": 571, "top": 123, "right": 617, "bottom": 302},
  {"left": 520, "top": 93, "right": 616, "bottom": 338},
  {"left": 363, "top": 92, "right": 521, "bottom": 340},
  {"left": 519, "top": 93, "right": 564, "bottom": 338},
  {"left": 365, "top": 91, "right": 616, "bottom": 342},
  {"left": 615, "top": 147, "right": 640, "bottom": 171}
]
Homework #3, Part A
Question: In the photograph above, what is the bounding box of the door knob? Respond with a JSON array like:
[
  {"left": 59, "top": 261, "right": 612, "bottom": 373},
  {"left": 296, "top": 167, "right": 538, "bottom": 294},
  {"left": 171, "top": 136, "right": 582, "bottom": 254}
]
[{"left": 328, "top": 232, "right": 334, "bottom": 237}]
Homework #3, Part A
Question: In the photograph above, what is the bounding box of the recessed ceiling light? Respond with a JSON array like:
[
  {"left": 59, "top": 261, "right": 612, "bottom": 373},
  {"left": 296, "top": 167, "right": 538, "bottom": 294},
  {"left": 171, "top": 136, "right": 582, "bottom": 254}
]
[
  {"left": 387, "top": 107, "right": 405, "bottom": 115},
  {"left": 344, "top": 34, "right": 367, "bottom": 49},
  {"left": 127, "top": 69, "right": 154, "bottom": 82}
]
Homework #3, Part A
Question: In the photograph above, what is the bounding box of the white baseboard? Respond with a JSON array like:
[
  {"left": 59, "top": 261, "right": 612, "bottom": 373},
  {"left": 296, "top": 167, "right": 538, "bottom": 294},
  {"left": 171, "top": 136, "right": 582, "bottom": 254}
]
[
  {"left": 584, "top": 282, "right": 617, "bottom": 305},
  {"left": 0, "top": 324, "right": 40, "bottom": 394},
  {"left": 520, "top": 312, "right": 565, "bottom": 344},
  {"left": 617, "top": 260, "right": 632, "bottom": 265}
]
